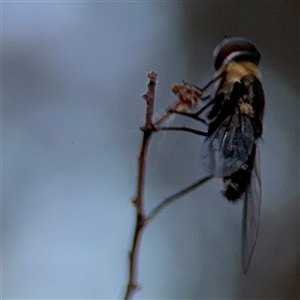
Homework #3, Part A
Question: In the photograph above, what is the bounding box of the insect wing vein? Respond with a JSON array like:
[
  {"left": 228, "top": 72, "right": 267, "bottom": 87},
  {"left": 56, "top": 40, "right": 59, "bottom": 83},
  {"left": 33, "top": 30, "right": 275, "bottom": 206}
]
[
  {"left": 201, "top": 111, "right": 254, "bottom": 177},
  {"left": 242, "top": 147, "right": 261, "bottom": 273}
]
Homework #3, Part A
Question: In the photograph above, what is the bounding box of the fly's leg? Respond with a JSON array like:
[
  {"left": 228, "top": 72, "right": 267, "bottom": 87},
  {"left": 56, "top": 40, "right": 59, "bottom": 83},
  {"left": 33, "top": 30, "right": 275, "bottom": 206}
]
[
  {"left": 167, "top": 109, "right": 207, "bottom": 124},
  {"left": 168, "top": 98, "right": 216, "bottom": 125},
  {"left": 156, "top": 126, "right": 207, "bottom": 136},
  {"left": 156, "top": 77, "right": 220, "bottom": 134}
]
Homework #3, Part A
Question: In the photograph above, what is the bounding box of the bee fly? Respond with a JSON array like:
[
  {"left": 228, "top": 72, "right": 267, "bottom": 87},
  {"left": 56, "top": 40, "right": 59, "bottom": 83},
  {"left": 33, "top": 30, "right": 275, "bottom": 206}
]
[{"left": 198, "top": 37, "right": 265, "bottom": 273}]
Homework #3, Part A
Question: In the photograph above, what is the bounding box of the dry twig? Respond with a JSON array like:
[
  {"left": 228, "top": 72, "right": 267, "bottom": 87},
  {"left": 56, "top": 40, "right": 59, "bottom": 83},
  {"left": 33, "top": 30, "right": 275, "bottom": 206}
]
[
  {"left": 123, "top": 73, "right": 211, "bottom": 300},
  {"left": 123, "top": 71, "right": 157, "bottom": 300}
]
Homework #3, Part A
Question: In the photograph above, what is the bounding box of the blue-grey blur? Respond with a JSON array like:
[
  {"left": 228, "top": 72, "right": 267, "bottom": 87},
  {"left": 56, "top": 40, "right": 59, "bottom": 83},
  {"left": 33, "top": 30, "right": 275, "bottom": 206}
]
[{"left": 1, "top": 1, "right": 299, "bottom": 299}]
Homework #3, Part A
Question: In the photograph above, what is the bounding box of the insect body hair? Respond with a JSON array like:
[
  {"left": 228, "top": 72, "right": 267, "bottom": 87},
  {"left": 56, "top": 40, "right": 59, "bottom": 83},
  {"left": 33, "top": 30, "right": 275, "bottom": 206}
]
[{"left": 222, "top": 61, "right": 261, "bottom": 84}]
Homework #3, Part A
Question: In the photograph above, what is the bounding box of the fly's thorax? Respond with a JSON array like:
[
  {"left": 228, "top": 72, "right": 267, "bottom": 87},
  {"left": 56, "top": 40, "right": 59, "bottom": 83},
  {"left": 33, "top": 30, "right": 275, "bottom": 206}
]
[
  {"left": 212, "top": 61, "right": 261, "bottom": 119},
  {"left": 216, "top": 61, "right": 261, "bottom": 85}
]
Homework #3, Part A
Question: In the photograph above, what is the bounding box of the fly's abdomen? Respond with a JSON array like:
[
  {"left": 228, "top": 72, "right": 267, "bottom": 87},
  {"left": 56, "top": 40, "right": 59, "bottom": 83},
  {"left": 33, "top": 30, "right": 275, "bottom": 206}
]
[{"left": 222, "top": 145, "right": 256, "bottom": 201}]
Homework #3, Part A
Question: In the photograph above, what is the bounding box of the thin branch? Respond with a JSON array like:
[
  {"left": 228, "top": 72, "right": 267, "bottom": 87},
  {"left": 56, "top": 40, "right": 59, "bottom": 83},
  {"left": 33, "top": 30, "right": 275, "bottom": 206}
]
[
  {"left": 123, "top": 71, "right": 157, "bottom": 300},
  {"left": 157, "top": 126, "right": 207, "bottom": 136},
  {"left": 123, "top": 73, "right": 214, "bottom": 300},
  {"left": 141, "top": 72, "right": 156, "bottom": 131},
  {"left": 147, "top": 176, "right": 213, "bottom": 221},
  {"left": 154, "top": 100, "right": 182, "bottom": 127}
]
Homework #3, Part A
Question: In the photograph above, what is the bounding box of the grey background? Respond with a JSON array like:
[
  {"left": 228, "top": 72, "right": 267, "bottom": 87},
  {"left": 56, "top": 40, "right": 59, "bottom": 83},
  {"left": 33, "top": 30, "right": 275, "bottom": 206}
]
[{"left": 1, "top": 1, "right": 299, "bottom": 299}]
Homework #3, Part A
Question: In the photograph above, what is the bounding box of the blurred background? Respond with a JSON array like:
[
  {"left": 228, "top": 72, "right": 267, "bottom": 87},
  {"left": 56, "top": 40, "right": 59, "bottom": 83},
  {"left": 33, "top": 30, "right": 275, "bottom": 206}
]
[{"left": 1, "top": 1, "right": 299, "bottom": 299}]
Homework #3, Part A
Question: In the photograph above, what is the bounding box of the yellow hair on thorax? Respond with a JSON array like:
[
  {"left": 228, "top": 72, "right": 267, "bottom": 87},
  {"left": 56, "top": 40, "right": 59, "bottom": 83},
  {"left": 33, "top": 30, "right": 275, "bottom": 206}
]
[{"left": 222, "top": 61, "right": 261, "bottom": 84}]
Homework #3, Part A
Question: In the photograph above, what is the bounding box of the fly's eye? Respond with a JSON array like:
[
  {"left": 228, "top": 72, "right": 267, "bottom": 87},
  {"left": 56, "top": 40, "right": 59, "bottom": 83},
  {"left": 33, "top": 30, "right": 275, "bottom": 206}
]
[{"left": 213, "top": 37, "right": 261, "bottom": 70}]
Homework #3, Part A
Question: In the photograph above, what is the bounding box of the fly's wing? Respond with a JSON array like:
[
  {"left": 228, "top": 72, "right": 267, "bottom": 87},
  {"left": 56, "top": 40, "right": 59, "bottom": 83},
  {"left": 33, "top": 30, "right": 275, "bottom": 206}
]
[
  {"left": 200, "top": 110, "right": 254, "bottom": 177},
  {"left": 241, "top": 146, "right": 261, "bottom": 273}
]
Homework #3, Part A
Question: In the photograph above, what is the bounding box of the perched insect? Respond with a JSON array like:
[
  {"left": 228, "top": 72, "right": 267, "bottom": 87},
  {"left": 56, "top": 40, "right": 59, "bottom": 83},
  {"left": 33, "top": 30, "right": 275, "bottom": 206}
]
[
  {"left": 199, "top": 37, "right": 265, "bottom": 273},
  {"left": 165, "top": 37, "right": 264, "bottom": 273}
]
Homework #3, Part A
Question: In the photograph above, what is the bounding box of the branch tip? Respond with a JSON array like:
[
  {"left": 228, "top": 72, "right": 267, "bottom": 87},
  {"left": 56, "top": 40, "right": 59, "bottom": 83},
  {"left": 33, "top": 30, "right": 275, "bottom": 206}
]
[
  {"left": 146, "top": 71, "right": 157, "bottom": 81},
  {"left": 171, "top": 81, "right": 203, "bottom": 110}
]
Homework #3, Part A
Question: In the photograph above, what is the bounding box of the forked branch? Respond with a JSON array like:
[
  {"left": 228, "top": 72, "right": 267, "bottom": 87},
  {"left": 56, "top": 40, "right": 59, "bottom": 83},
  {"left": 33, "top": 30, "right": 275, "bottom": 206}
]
[
  {"left": 123, "top": 71, "right": 157, "bottom": 300},
  {"left": 123, "top": 73, "right": 212, "bottom": 300}
]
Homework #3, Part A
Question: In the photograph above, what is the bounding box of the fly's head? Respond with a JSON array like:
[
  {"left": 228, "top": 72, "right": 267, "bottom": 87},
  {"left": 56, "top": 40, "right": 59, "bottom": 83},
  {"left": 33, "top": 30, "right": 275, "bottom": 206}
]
[
  {"left": 213, "top": 37, "right": 261, "bottom": 71},
  {"left": 213, "top": 37, "right": 261, "bottom": 85}
]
